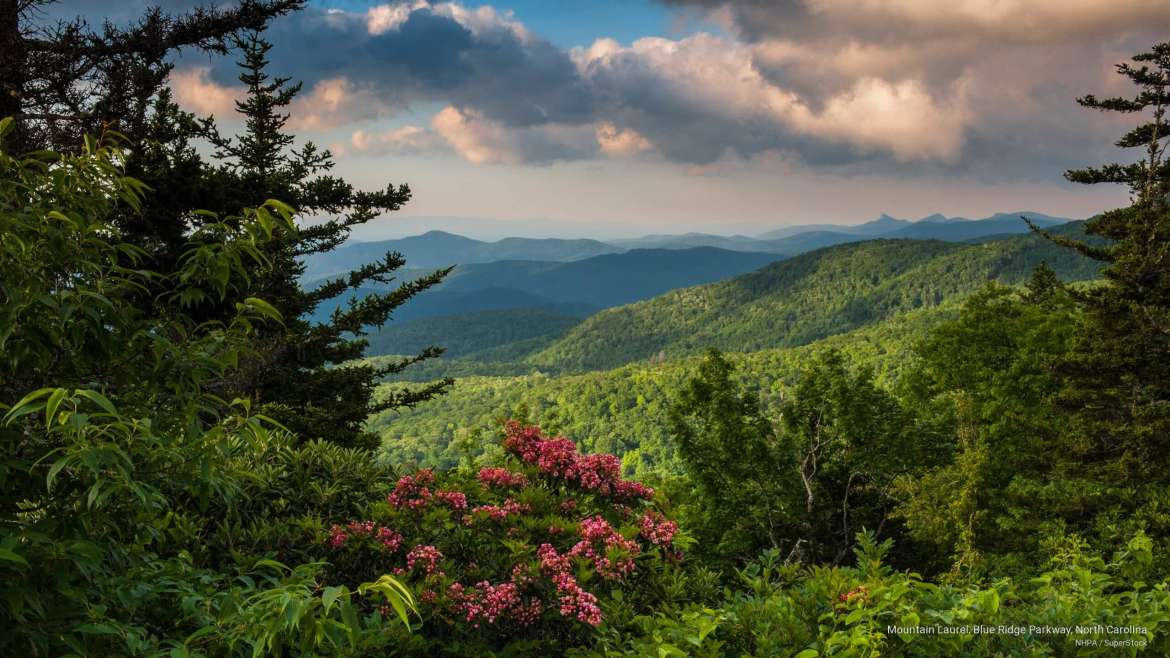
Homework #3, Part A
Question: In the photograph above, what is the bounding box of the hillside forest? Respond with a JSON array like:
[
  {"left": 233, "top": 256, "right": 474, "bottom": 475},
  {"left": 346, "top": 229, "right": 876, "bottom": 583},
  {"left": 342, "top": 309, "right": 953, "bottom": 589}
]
[{"left": 3, "top": 2, "right": 1170, "bottom": 656}]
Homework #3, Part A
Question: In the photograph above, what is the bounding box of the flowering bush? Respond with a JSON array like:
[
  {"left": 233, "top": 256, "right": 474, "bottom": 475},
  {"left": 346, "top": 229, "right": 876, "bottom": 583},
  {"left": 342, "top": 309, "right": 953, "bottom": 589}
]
[{"left": 321, "top": 422, "right": 686, "bottom": 651}]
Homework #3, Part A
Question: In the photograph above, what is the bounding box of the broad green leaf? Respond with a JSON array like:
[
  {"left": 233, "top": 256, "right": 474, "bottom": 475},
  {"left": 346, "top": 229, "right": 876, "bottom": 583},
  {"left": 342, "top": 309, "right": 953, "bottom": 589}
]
[{"left": 0, "top": 547, "right": 28, "bottom": 567}]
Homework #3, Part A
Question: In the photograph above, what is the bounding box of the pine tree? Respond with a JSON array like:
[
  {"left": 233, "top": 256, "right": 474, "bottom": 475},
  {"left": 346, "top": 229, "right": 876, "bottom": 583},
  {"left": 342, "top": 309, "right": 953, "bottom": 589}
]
[
  {"left": 0, "top": 0, "right": 303, "bottom": 153},
  {"left": 197, "top": 32, "right": 452, "bottom": 448},
  {"left": 1042, "top": 42, "right": 1170, "bottom": 493}
]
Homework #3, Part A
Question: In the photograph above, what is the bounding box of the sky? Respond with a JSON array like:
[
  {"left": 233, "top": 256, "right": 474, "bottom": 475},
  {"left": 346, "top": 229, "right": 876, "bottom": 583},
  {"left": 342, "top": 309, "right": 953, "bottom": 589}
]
[{"left": 43, "top": 0, "right": 1170, "bottom": 238}]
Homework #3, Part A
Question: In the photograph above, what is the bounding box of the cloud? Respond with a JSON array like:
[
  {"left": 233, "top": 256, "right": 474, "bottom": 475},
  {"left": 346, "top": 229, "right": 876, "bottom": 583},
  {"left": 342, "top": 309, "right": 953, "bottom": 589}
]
[
  {"left": 169, "top": 70, "right": 382, "bottom": 132},
  {"left": 170, "top": 67, "right": 238, "bottom": 116},
  {"left": 430, "top": 106, "right": 596, "bottom": 165},
  {"left": 164, "top": 0, "right": 1166, "bottom": 175},
  {"left": 654, "top": 0, "right": 1170, "bottom": 176},
  {"left": 288, "top": 77, "right": 387, "bottom": 131},
  {"left": 595, "top": 123, "right": 653, "bottom": 158},
  {"left": 233, "top": 2, "right": 593, "bottom": 130},
  {"left": 574, "top": 33, "right": 972, "bottom": 164},
  {"left": 346, "top": 125, "right": 447, "bottom": 156}
]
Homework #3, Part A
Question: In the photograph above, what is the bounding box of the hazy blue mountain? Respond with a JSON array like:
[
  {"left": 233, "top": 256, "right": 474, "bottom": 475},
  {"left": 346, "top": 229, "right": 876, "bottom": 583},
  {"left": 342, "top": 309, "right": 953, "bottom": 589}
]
[
  {"left": 301, "top": 230, "right": 621, "bottom": 279},
  {"left": 608, "top": 233, "right": 764, "bottom": 251},
  {"left": 754, "top": 230, "right": 868, "bottom": 255},
  {"left": 310, "top": 247, "right": 778, "bottom": 324},
  {"left": 364, "top": 307, "right": 582, "bottom": 359},
  {"left": 885, "top": 211, "right": 1068, "bottom": 240},
  {"left": 755, "top": 214, "right": 912, "bottom": 239},
  {"left": 439, "top": 247, "right": 781, "bottom": 308},
  {"left": 310, "top": 286, "right": 598, "bottom": 326}
]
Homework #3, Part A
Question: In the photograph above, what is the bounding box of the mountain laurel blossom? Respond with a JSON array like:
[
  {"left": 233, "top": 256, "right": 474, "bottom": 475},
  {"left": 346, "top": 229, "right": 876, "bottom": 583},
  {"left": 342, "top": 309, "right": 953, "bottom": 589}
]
[
  {"left": 503, "top": 422, "right": 654, "bottom": 501},
  {"left": 478, "top": 467, "right": 529, "bottom": 488}
]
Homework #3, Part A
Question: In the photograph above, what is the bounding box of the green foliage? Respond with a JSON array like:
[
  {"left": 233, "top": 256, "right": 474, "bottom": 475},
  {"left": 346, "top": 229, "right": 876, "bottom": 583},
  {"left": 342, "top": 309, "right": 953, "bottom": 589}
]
[
  {"left": 666, "top": 349, "right": 794, "bottom": 563},
  {"left": 364, "top": 307, "right": 582, "bottom": 361},
  {"left": 0, "top": 127, "right": 410, "bottom": 656},
  {"left": 371, "top": 303, "right": 957, "bottom": 475},
  {"left": 666, "top": 349, "right": 923, "bottom": 568},
  {"left": 892, "top": 283, "right": 1083, "bottom": 573},
  {"left": 577, "top": 532, "right": 1170, "bottom": 657}
]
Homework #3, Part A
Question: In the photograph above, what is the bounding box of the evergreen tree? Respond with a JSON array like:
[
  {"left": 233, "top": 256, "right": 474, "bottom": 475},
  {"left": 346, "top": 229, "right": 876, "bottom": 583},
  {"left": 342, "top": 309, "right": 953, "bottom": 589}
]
[
  {"left": 0, "top": 0, "right": 303, "bottom": 153},
  {"left": 196, "top": 32, "right": 452, "bottom": 448},
  {"left": 1040, "top": 42, "right": 1170, "bottom": 491}
]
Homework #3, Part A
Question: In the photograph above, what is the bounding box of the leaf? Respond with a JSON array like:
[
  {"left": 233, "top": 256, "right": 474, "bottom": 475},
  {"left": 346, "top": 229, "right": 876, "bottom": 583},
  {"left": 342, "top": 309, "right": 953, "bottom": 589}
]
[
  {"left": 982, "top": 589, "right": 1000, "bottom": 614},
  {"left": 243, "top": 297, "right": 283, "bottom": 323},
  {"left": 795, "top": 650, "right": 820, "bottom": 658},
  {"left": 2, "top": 388, "right": 54, "bottom": 424},
  {"left": 0, "top": 547, "right": 28, "bottom": 567},
  {"left": 45, "top": 388, "right": 67, "bottom": 426},
  {"left": 340, "top": 600, "right": 359, "bottom": 640},
  {"left": 75, "top": 389, "right": 117, "bottom": 416},
  {"left": 322, "top": 586, "right": 344, "bottom": 615},
  {"left": 46, "top": 456, "right": 69, "bottom": 491}
]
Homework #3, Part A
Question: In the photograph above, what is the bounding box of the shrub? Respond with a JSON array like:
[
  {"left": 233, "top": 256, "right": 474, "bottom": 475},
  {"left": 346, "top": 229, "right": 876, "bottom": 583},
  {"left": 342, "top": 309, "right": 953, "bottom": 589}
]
[{"left": 321, "top": 422, "right": 688, "bottom": 654}]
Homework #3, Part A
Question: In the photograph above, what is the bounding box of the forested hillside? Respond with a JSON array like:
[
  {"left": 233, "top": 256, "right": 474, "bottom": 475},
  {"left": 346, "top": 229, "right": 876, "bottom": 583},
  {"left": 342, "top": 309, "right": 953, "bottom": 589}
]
[
  {"left": 369, "top": 302, "right": 959, "bottom": 474},
  {"left": 364, "top": 307, "right": 582, "bottom": 359},
  {"left": 529, "top": 226, "right": 1100, "bottom": 371}
]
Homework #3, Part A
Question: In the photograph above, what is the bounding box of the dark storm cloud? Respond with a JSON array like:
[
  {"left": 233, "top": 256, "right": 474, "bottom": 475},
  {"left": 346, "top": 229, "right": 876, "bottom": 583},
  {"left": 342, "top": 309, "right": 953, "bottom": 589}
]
[{"left": 199, "top": 4, "right": 595, "bottom": 129}]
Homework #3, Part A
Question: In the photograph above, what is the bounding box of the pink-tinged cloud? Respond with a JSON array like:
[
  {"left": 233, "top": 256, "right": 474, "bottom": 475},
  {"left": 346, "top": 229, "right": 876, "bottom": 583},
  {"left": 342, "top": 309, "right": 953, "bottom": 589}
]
[
  {"left": 576, "top": 33, "right": 972, "bottom": 163},
  {"left": 431, "top": 106, "right": 597, "bottom": 165},
  {"left": 347, "top": 125, "right": 447, "bottom": 156},
  {"left": 170, "top": 67, "right": 238, "bottom": 116},
  {"left": 595, "top": 123, "right": 653, "bottom": 158}
]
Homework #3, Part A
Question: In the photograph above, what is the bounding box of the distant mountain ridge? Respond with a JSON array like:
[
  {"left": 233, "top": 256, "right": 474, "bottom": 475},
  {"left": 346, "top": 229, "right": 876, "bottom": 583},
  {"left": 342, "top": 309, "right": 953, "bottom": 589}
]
[
  {"left": 316, "top": 246, "right": 781, "bottom": 328},
  {"left": 301, "top": 210, "right": 1075, "bottom": 281},
  {"left": 302, "top": 230, "right": 621, "bottom": 280}
]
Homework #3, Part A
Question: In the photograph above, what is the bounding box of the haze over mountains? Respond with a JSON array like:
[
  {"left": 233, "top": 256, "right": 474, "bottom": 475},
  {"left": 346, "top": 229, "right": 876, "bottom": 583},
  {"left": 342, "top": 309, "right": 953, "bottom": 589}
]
[
  {"left": 301, "top": 210, "right": 1077, "bottom": 364},
  {"left": 307, "top": 210, "right": 1070, "bottom": 282}
]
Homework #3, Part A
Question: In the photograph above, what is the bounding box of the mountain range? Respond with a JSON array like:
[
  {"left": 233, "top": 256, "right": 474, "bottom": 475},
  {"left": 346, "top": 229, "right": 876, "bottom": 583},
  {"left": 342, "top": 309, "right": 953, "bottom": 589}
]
[
  {"left": 304, "top": 210, "right": 1073, "bottom": 284},
  {"left": 300, "top": 210, "right": 1080, "bottom": 366}
]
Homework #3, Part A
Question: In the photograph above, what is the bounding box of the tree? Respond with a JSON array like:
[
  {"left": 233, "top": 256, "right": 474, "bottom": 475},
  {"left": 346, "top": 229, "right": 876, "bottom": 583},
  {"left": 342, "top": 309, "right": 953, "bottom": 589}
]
[
  {"left": 195, "top": 32, "right": 452, "bottom": 448},
  {"left": 1038, "top": 42, "right": 1170, "bottom": 498},
  {"left": 894, "top": 284, "right": 1080, "bottom": 575},
  {"left": 667, "top": 349, "right": 914, "bottom": 566},
  {"left": 0, "top": 0, "right": 303, "bottom": 153},
  {"left": 667, "top": 349, "right": 793, "bottom": 563},
  {"left": 0, "top": 122, "right": 415, "bottom": 656}
]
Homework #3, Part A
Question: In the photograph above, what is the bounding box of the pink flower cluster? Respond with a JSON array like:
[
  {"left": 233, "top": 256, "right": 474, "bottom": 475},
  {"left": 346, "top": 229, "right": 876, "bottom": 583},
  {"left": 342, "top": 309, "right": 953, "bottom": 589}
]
[
  {"left": 447, "top": 580, "right": 540, "bottom": 627},
  {"left": 478, "top": 467, "right": 529, "bottom": 489},
  {"left": 502, "top": 422, "right": 655, "bottom": 501},
  {"left": 327, "top": 521, "right": 403, "bottom": 552},
  {"left": 406, "top": 544, "right": 444, "bottom": 575},
  {"left": 435, "top": 490, "right": 468, "bottom": 510},
  {"left": 387, "top": 469, "right": 436, "bottom": 510},
  {"left": 569, "top": 516, "right": 640, "bottom": 580},
  {"left": 639, "top": 511, "right": 679, "bottom": 548},
  {"left": 536, "top": 544, "right": 602, "bottom": 626},
  {"left": 467, "top": 498, "right": 531, "bottom": 523}
]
